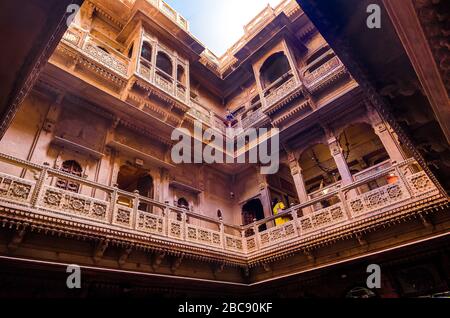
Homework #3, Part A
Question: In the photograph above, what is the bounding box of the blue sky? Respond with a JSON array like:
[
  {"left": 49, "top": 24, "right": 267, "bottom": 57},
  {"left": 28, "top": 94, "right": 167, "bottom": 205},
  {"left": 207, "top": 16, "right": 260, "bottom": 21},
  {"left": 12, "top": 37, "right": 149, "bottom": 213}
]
[{"left": 164, "top": 0, "right": 282, "bottom": 56}]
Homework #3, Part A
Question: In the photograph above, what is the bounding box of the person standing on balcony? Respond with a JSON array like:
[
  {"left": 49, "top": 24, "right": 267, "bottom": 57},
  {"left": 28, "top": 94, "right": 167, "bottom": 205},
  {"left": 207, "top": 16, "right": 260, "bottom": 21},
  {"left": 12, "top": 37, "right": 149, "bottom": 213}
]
[
  {"left": 273, "top": 198, "right": 289, "bottom": 226},
  {"left": 225, "top": 109, "right": 235, "bottom": 128}
]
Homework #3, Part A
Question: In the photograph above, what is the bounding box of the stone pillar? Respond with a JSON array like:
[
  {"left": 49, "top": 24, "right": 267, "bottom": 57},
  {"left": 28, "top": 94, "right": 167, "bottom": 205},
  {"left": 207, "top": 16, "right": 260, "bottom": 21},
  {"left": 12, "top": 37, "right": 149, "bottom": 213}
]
[
  {"left": 368, "top": 105, "right": 405, "bottom": 164},
  {"left": 327, "top": 135, "right": 353, "bottom": 185},
  {"left": 159, "top": 168, "right": 170, "bottom": 204},
  {"left": 256, "top": 166, "right": 272, "bottom": 219},
  {"left": 287, "top": 152, "right": 312, "bottom": 215},
  {"left": 373, "top": 122, "right": 405, "bottom": 164},
  {"left": 109, "top": 150, "right": 121, "bottom": 187}
]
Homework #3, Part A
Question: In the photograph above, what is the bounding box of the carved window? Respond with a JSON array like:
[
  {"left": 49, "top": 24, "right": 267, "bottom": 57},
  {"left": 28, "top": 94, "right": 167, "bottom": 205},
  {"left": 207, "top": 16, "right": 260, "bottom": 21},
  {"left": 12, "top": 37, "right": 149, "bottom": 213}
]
[
  {"left": 177, "top": 65, "right": 186, "bottom": 84},
  {"left": 176, "top": 197, "right": 189, "bottom": 222},
  {"left": 55, "top": 160, "right": 83, "bottom": 193},
  {"left": 259, "top": 52, "right": 291, "bottom": 93},
  {"left": 156, "top": 51, "right": 173, "bottom": 76},
  {"left": 141, "top": 41, "right": 152, "bottom": 62}
]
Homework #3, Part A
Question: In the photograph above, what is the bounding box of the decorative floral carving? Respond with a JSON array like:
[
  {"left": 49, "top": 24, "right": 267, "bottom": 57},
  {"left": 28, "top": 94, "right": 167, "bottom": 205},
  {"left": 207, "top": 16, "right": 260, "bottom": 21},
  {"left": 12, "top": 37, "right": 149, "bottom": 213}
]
[
  {"left": 44, "top": 190, "right": 63, "bottom": 206},
  {"left": 115, "top": 208, "right": 131, "bottom": 225},
  {"left": 83, "top": 42, "right": 128, "bottom": 76},
  {"left": 0, "top": 174, "right": 34, "bottom": 203},
  {"left": 265, "top": 77, "right": 298, "bottom": 107}
]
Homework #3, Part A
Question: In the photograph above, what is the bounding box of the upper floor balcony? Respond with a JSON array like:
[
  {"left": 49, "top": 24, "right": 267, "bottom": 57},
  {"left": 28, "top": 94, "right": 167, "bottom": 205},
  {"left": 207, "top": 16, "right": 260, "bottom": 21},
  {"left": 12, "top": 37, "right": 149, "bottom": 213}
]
[
  {"left": 187, "top": 99, "right": 228, "bottom": 135},
  {"left": 145, "top": 0, "right": 189, "bottom": 31},
  {"left": 59, "top": 27, "right": 190, "bottom": 107},
  {"left": 302, "top": 48, "right": 347, "bottom": 93},
  {"left": 62, "top": 28, "right": 130, "bottom": 79},
  {"left": 0, "top": 152, "right": 444, "bottom": 263},
  {"left": 263, "top": 71, "right": 302, "bottom": 110}
]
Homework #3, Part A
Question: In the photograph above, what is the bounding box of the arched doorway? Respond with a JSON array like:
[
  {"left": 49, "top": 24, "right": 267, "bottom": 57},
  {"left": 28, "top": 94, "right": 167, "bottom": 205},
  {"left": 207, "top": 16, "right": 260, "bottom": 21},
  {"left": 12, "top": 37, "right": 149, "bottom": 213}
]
[
  {"left": 299, "top": 143, "right": 341, "bottom": 210},
  {"left": 117, "top": 165, "right": 154, "bottom": 211},
  {"left": 338, "top": 123, "right": 389, "bottom": 170},
  {"left": 339, "top": 123, "right": 390, "bottom": 191},
  {"left": 242, "top": 198, "right": 266, "bottom": 236}
]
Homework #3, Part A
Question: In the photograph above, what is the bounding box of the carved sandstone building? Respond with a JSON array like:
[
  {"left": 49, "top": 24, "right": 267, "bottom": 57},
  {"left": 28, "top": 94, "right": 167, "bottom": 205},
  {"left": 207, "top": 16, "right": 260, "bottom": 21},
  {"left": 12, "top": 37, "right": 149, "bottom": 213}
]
[{"left": 0, "top": 0, "right": 448, "bottom": 297}]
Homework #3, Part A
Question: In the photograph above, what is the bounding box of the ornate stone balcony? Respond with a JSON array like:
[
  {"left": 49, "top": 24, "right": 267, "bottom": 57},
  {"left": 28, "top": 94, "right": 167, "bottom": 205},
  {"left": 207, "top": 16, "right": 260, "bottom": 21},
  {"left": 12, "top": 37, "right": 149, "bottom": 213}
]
[
  {"left": 302, "top": 55, "right": 347, "bottom": 93},
  {"left": 146, "top": 0, "right": 189, "bottom": 31},
  {"left": 0, "top": 153, "right": 445, "bottom": 265},
  {"left": 263, "top": 72, "right": 302, "bottom": 110},
  {"left": 136, "top": 55, "right": 189, "bottom": 105},
  {"left": 186, "top": 99, "right": 228, "bottom": 134},
  {"left": 240, "top": 109, "right": 270, "bottom": 130},
  {"left": 61, "top": 28, "right": 130, "bottom": 79}
]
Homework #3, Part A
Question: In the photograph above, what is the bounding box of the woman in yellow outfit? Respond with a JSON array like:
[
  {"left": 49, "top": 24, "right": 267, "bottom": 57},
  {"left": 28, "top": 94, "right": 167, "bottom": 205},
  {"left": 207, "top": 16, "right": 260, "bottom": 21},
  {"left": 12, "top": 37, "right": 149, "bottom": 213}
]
[{"left": 273, "top": 198, "right": 290, "bottom": 226}]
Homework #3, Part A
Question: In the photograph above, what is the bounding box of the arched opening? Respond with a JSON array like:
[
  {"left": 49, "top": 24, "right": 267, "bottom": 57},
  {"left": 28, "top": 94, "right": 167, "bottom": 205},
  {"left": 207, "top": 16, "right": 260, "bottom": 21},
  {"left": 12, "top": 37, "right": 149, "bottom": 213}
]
[
  {"left": 242, "top": 198, "right": 266, "bottom": 236},
  {"left": 117, "top": 165, "right": 154, "bottom": 211},
  {"left": 177, "top": 65, "right": 185, "bottom": 84},
  {"left": 299, "top": 143, "right": 341, "bottom": 210},
  {"left": 259, "top": 52, "right": 292, "bottom": 94},
  {"left": 127, "top": 43, "right": 134, "bottom": 59},
  {"left": 177, "top": 197, "right": 189, "bottom": 209},
  {"left": 156, "top": 51, "right": 173, "bottom": 76},
  {"left": 56, "top": 160, "right": 83, "bottom": 193},
  {"left": 338, "top": 123, "right": 389, "bottom": 169},
  {"left": 338, "top": 123, "right": 391, "bottom": 191},
  {"left": 141, "top": 41, "right": 152, "bottom": 62}
]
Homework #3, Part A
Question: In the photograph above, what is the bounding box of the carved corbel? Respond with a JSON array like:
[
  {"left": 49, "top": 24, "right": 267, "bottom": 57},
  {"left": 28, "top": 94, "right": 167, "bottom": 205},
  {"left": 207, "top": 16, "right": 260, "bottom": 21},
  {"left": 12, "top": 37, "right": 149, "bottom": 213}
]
[
  {"left": 418, "top": 213, "right": 433, "bottom": 229},
  {"left": 8, "top": 227, "right": 27, "bottom": 252},
  {"left": 151, "top": 252, "right": 166, "bottom": 271},
  {"left": 262, "top": 262, "right": 272, "bottom": 273},
  {"left": 303, "top": 249, "right": 315, "bottom": 262},
  {"left": 118, "top": 246, "right": 133, "bottom": 266},
  {"left": 170, "top": 254, "right": 184, "bottom": 273},
  {"left": 93, "top": 239, "right": 109, "bottom": 262},
  {"left": 213, "top": 262, "right": 225, "bottom": 276},
  {"left": 356, "top": 234, "right": 368, "bottom": 247},
  {"left": 120, "top": 79, "right": 136, "bottom": 101}
]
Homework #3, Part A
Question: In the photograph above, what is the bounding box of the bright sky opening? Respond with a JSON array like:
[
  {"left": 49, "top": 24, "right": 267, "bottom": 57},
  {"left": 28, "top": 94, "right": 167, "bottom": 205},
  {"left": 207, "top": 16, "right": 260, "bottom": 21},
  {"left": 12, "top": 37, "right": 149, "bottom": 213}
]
[{"left": 164, "top": 0, "right": 283, "bottom": 56}]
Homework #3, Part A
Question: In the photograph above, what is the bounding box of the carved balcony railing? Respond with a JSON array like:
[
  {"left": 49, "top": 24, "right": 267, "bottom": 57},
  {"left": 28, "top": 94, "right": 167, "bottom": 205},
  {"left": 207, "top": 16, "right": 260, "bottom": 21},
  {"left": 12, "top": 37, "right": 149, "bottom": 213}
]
[
  {"left": 187, "top": 100, "right": 228, "bottom": 135},
  {"left": 353, "top": 160, "right": 392, "bottom": 181},
  {"left": 240, "top": 109, "right": 269, "bottom": 130},
  {"left": 61, "top": 27, "right": 130, "bottom": 78},
  {"left": 302, "top": 55, "right": 346, "bottom": 93},
  {"left": 136, "top": 58, "right": 189, "bottom": 104},
  {"left": 0, "top": 153, "right": 443, "bottom": 260},
  {"left": 240, "top": 158, "right": 443, "bottom": 254},
  {"left": 146, "top": 0, "right": 189, "bottom": 31},
  {"left": 263, "top": 72, "right": 301, "bottom": 109},
  {"left": 187, "top": 100, "right": 213, "bottom": 126}
]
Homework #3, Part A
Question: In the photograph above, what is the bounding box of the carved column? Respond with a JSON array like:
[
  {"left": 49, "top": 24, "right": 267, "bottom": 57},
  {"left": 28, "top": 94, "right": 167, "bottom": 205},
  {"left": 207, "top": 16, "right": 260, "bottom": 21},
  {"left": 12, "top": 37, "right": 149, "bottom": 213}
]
[
  {"left": 109, "top": 150, "right": 121, "bottom": 187},
  {"left": 256, "top": 167, "right": 272, "bottom": 219},
  {"left": 368, "top": 108, "right": 405, "bottom": 164},
  {"left": 160, "top": 168, "right": 170, "bottom": 204},
  {"left": 327, "top": 135, "right": 353, "bottom": 185},
  {"left": 287, "top": 152, "right": 312, "bottom": 215}
]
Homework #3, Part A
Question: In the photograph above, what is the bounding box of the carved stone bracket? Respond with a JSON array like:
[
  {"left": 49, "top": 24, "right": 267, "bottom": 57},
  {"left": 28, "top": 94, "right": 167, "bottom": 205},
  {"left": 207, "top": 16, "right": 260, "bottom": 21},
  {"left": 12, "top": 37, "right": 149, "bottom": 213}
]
[
  {"left": 171, "top": 253, "right": 184, "bottom": 273},
  {"left": 8, "top": 226, "right": 28, "bottom": 252},
  {"left": 93, "top": 239, "right": 109, "bottom": 262},
  {"left": 152, "top": 251, "right": 166, "bottom": 271}
]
